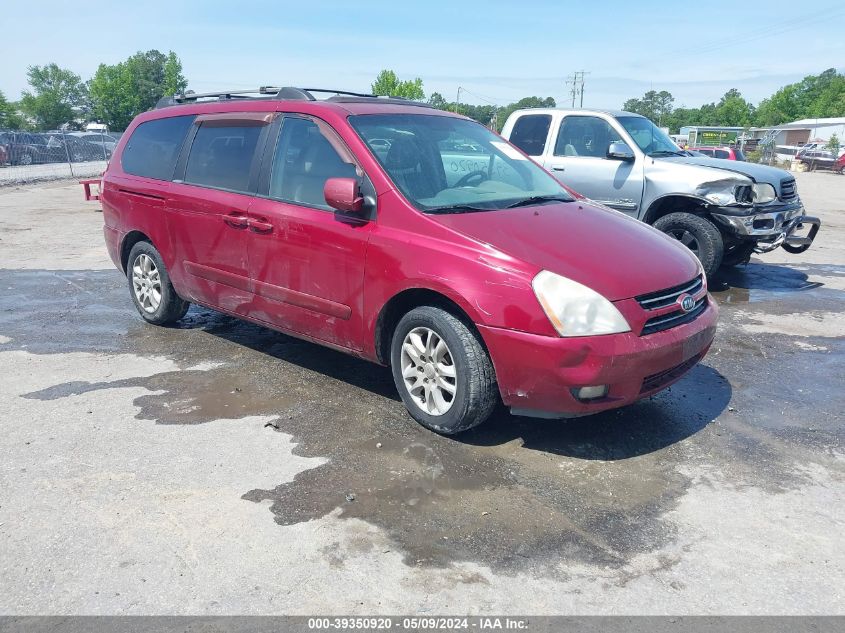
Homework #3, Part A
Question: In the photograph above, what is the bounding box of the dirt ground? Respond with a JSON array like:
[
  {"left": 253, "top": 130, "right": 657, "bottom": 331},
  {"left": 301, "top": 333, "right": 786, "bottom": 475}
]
[{"left": 0, "top": 172, "right": 842, "bottom": 614}]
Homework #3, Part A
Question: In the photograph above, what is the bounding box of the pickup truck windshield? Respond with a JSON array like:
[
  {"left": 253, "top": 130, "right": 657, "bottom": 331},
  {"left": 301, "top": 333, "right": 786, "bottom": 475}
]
[
  {"left": 617, "top": 116, "right": 682, "bottom": 157},
  {"left": 350, "top": 114, "right": 572, "bottom": 213}
]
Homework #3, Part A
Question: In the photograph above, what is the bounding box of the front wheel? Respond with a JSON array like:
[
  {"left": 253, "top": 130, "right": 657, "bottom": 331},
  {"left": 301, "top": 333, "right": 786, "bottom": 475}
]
[
  {"left": 127, "top": 241, "right": 190, "bottom": 325},
  {"left": 390, "top": 306, "right": 497, "bottom": 435},
  {"left": 653, "top": 212, "right": 724, "bottom": 278}
]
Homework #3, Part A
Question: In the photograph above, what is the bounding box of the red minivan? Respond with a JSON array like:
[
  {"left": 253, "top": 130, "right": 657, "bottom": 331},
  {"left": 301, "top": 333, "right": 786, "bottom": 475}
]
[{"left": 101, "top": 87, "right": 717, "bottom": 434}]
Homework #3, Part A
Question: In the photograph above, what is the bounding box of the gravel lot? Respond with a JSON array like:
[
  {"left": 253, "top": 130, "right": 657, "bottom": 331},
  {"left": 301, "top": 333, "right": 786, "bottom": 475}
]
[{"left": 0, "top": 172, "right": 842, "bottom": 614}]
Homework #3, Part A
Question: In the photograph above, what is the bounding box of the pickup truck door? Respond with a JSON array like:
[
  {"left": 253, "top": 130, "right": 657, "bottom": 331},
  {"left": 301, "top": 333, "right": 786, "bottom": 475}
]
[{"left": 542, "top": 115, "right": 644, "bottom": 216}]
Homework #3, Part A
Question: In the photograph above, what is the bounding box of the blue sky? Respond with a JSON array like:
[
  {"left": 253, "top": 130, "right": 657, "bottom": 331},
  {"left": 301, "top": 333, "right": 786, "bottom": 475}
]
[{"left": 4, "top": 0, "right": 844, "bottom": 109}]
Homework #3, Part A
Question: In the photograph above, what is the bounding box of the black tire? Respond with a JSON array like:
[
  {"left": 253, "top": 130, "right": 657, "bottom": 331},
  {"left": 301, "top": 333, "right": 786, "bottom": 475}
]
[
  {"left": 720, "top": 242, "right": 756, "bottom": 267},
  {"left": 126, "top": 241, "right": 189, "bottom": 325},
  {"left": 653, "top": 212, "right": 724, "bottom": 278},
  {"left": 390, "top": 306, "right": 497, "bottom": 435}
]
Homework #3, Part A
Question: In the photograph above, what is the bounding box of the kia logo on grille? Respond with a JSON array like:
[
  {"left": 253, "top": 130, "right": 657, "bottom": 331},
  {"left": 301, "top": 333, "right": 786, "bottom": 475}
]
[{"left": 678, "top": 294, "right": 696, "bottom": 312}]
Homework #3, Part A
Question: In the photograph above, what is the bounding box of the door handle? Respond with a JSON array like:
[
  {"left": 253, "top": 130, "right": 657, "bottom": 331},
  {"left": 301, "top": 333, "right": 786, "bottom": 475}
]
[
  {"left": 248, "top": 218, "right": 273, "bottom": 234},
  {"left": 550, "top": 166, "right": 566, "bottom": 172},
  {"left": 223, "top": 214, "right": 249, "bottom": 229}
]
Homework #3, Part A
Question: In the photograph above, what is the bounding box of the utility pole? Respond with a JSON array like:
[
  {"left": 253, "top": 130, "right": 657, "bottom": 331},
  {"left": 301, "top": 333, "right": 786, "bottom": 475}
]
[
  {"left": 455, "top": 86, "right": 462, "bottom": 113},
  {"left": 566, "top": 71, "right": 590, "bottom": 108},
  {"left": 578, "top": 70, "right": 589, "bottom": 108}
]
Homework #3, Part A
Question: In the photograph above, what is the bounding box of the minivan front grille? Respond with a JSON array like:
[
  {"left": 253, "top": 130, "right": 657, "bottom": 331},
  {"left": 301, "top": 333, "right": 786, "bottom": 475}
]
[
  {"left": 635, "top": 275, "right": 704, "bottom": 310},
  {"left": 635, "top": 275, "right": 706, "bottom": 336},
  {"left": 780, "top": 178, "right": 797, "bottom": 201},
  {"left": 640, "top": 298, "right": 707, "bottom": 335}
]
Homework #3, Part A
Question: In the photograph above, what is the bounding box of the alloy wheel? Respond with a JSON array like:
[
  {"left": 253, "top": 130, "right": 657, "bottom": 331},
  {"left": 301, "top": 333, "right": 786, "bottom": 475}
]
[
  {"left": 400, "top": 326, "right": 457, "bottom": 416},
  {"left": 668, "top": 228, "right": 700, "bottom": 258},
  {"left": 131, "top": 253, "right": 162, "bottom": 313}
]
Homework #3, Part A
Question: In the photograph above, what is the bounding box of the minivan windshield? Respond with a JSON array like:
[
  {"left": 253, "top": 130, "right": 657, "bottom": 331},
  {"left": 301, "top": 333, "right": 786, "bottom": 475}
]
[
  {"left": 617, "top": 116, "right": 684, "bottom": 157},
  {"left": 349, "top": 114, "right": 573, "bottom": 213}
]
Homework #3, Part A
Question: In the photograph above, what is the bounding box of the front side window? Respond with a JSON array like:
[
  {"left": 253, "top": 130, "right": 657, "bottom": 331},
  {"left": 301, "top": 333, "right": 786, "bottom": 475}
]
[
  {"left": 350, "top": 114, "right": 572, "bottom": 212},
  {"left": 508, "top": 114, "right": 551, "bottom": 156},
  {"left": 617, "top": 115, "right": 683, "bottom": 157},
  {"left": 714, "top": 149, "right": 730, "bottom": 159},
  {"left": 269, "top": 116, "right": 360, "bottom": 210},
  {"left": 122, "top": 115, "right": 194, "bottom": 180},
  {"left": 184, "top": 122, "right": 263, "bottom": 193},
  {"left": 554, "top": 116, "right": 625, "bottom": 158}
]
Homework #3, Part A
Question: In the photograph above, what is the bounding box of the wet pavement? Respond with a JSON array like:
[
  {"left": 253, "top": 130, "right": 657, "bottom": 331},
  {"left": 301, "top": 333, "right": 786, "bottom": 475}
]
[{"left": 0, "top": 176, "right": 843, "bottom": 613}]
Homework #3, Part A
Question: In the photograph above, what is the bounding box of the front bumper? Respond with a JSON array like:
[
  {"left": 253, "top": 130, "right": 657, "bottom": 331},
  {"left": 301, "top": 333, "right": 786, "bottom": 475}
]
[
  {"left": 710, "top": 201, "right": 821, "bottom": 253},
  {"left": 477, "top": 297, "right": 718, "bottom": 419},
  {"left": 711, "top": 201, "right": 803, "bottom": 238}
]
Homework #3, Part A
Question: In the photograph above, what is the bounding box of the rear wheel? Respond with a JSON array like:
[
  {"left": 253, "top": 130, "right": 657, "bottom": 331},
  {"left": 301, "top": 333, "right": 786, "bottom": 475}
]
[
  {"left": 390, "top": 306, "right": 497, "bottom": 435},
  {"left": 127, "top": 241, "right": 189, "bottom": 325},
  {"left": 653, "top": 212, "right": 724, "bottom": 278}
]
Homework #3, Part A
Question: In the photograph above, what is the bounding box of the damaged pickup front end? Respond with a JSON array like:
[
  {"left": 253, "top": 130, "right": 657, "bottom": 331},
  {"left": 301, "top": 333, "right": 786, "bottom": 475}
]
[{"left": 694, "top": 171, "right": 821, "bottom": 256}]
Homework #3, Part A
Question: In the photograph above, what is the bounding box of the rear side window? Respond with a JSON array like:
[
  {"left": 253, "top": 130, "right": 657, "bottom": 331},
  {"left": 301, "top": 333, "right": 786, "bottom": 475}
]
[
  {"left": 714, "top": 149, "right": 730, "bottom": 159},
  {"left": 184, "top": 123, "right": 263, "bottom": 193},
  {"left": 122, "top": 116, "right": 194, "bottom": 180},
  {"left": 509, "top": 115, "right": 551, "bottom": 156}
]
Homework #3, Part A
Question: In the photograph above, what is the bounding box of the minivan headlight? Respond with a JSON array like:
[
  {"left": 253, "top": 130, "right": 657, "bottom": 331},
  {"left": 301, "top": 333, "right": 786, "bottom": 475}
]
[
  {"left": 752, "top": 183, "right": 776, "bottom": 203},
  {"left": 532, "top": 270, "right": 631, "bottom": 337}
]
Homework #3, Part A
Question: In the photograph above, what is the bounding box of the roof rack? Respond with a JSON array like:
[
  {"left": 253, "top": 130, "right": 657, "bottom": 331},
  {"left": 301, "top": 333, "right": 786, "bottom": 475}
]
[{"left": 155, "top": 86, "right": 432, "bottom": 109}]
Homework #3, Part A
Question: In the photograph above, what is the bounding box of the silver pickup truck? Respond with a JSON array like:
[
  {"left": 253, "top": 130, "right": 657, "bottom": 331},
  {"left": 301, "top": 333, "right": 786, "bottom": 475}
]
[{"left": 501, "top": 108, "right": 820, "bottom": 277}]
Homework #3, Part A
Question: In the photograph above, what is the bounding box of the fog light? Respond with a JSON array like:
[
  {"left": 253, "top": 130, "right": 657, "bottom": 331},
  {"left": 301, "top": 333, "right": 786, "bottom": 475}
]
[{"left": 573, "top": 385, "right": 609, "bottom": 401}]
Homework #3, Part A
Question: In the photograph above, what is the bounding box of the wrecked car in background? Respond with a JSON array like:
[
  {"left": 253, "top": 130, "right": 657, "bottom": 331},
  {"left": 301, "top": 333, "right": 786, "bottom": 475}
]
[{"left": 502, "top": 108, "right": 821, "bottom": 277}]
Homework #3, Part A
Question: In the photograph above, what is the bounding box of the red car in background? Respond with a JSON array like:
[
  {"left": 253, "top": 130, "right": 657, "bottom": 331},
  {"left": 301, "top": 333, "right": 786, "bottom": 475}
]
[
  {"left": 689, "top": 146, "right": 746, "bottom": 161},
  {"left": 100, "top": 87, "right": 717, "bottom": 434}
]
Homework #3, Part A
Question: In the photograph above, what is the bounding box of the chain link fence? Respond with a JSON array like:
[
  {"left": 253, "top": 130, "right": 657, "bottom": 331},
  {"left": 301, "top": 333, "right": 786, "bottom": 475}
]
[{"left": 0, "top": 128, "right": 124, "bottom": 185}]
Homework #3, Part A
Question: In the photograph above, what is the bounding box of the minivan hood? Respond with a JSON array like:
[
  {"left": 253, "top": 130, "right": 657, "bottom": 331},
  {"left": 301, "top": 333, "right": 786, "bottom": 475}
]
[
  {"left": 429, "top": 201, "right": 700, "bottom": 301},
  {"left": 663, "top": 155, "right": 792, "bottom": 188}
]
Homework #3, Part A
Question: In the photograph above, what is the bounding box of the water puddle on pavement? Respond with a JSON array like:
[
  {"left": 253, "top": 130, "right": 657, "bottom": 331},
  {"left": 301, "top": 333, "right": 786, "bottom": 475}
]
[{"left": 3, "top": 267, "right": 842, "bottom": 576}]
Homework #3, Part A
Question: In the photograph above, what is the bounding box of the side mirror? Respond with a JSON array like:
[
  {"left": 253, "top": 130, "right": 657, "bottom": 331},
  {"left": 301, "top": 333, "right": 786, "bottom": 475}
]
[
  {"left": 324, "top": 177, "right": 364, "bottom": 213},
  {"left": 607, "top": 142, "right": 635, "bottom": 161}
]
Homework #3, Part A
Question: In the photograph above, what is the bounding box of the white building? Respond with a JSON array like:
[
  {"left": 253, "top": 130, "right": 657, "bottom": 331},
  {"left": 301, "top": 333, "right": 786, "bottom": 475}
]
[{"left": 750, "top": 117, "right": 845, "bottom": 158}]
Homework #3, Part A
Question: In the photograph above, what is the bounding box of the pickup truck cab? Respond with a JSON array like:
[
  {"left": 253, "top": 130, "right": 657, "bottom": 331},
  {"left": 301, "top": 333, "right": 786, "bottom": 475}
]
[{"left": 502, "top": 109, "right": 820, "bottom": 276}]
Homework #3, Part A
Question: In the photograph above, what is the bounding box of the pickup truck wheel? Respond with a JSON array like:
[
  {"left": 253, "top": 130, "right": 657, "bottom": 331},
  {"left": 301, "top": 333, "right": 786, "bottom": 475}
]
[
  {"left": 653, "top": 212, "right": 724, "bottom": 277},
  {"left": 127, "top": 242, "right": 190, "bottom": 325},
  {"left": 391, "top": 306, "right": 497, "bottom": 435}
]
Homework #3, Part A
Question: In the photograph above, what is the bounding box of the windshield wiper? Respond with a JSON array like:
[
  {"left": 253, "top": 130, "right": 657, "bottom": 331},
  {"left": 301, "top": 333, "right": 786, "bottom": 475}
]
[
  {"left": 648, "top": 150, "right": 686, "bottom": 157},
  {"left": 505, "top": 195, "right": 572, "bottom": 209},
  {"left": 425, "top": 204, "right": 491, "bottom": 214}
]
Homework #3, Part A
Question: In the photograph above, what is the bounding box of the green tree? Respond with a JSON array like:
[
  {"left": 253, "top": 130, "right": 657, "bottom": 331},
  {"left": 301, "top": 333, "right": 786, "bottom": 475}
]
[
  {"left": 162, "top": 52, "right": 188, "bottom": 97},
  {"left": 18, "top": 63, "right": 88, "bottom": 129},
  {"left": 826, "top": 133, "right": 840, "bottom": 155},
  {"left": 89, "top": 50, "right": 188, "bottom": 129},
  {"left": 755, "top": 69, "right": 845, "bottom": 125},
  {"left": 715, "top": 89, "right": 754, "bottom": 127},
  {"left": 427, "top": 92, "right": 448, "bottom": 110},
  {"left": 371, "top": 70, "right": 425, "bottom": 100},
  {"left": 0, "top": 90, "right": 27, "bottom": 129},
  {"left": 623, "top": 90, "right": 674, "bottom": 126}
]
